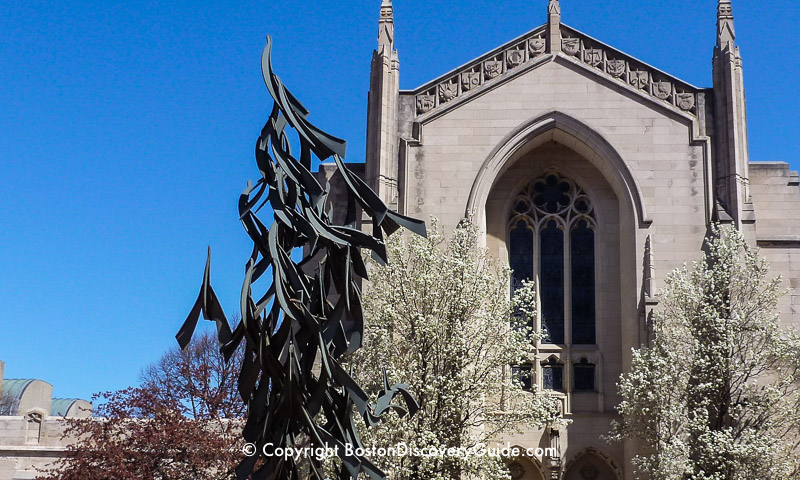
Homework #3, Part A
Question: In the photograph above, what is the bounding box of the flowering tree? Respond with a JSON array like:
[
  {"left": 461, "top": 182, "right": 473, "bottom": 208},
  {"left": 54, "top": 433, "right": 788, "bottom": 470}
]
[
  {"left": 609, "top": 224, "right": 800, "bottom": 479},
  {"left": 38, "top": 331, "right": 245, "bottom": 480},
  {"left": 341, "top": 219, "right": 562, "bottom": 480}
]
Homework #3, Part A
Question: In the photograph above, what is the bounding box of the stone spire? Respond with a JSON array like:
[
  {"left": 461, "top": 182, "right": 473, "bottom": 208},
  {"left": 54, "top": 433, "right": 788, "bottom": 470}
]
[
  {"left": 547, "top": 0, "right": 561, "bottom": 53},
  {"left": 712, "top": 0, "right": 752, "bottom": 225},
  {"left": 378, "top": 0, "right": 394, "bottom": 53},
  {"left": 717, "top": 0, "right": 735, "bottom": 48},
  {"left": 366, "top": 0, "right": 401, "bottom": 207}
]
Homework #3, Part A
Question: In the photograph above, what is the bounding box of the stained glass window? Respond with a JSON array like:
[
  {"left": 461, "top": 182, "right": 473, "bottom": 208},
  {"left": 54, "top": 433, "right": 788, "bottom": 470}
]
[
  {"left": 508, "top": 172, "right": 598, "bottom": 394},
  {"left": 509, "top": 220, "right": 533, "bottom": 294},
  {"left": 540, "top": 220, "right": 564, "bottom": 344},
  {"left": 533, "top": 175, "right": 571, "bottom": 214},
  {"left": 571, "top": 220, "right": 596, "bottom": 344},
  {"left": 509, "top": 220, "right": 534, "bottom": 331}
]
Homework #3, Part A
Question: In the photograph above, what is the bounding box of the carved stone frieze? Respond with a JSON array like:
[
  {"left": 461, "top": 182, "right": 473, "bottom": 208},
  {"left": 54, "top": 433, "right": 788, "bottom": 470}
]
[
  {"left": 411, "top": 25, "right": 700, "bottom": 117},
  {"left": 461, "top": 71, "right": 481, "bottom": 92},
  {"left": 506, "top": 48, "right": 526, "bottom": 69},
  {"left": 583, "top": 48, "right": 603, "bottom": 68},
  {"left": 676, "top": 92, "right": 696, "bottom": 111},
  {"left": 562, "top": 37, "right": 580, "bottom": 56},
  {"left": 607, "top": 59, "right": 626, "bottom": 78},
  {"left": 416, "top": 93, "right": 435, "bottom": 115},
  {"left": 438, "top": 81, "right": 458, "bottom": 104},
  {"left": 484, "top": 59, "right": 503, "bottom": 79},
  {"left": 630, "top": 70, "right": 649, "bottom": 90},
  {"left": 410, "top": 27, "right": 551, "bottom": 116},
  {"left": 653, "top": 80, "right": 672, "bottom": 100},
  {"left": 529, "top": 37, "right": 546, "bottom": 56}
]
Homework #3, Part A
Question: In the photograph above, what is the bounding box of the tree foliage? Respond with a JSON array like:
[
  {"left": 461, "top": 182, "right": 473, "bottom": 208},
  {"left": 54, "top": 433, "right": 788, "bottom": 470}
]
[
  {"left": 609, "top": 224, "right": 800, "bottom": 479},
  {"left": 0, "top": 389, "right": 17, "bottom": 416},
  {"left": 340, "top": 219, "right": 562, "bottom": 480},
  {"left": 141, "top": 330, "right": 246, "bottom": 420},
  {"left": 38, "top": 331, "right": 245, "bottom": 480}
]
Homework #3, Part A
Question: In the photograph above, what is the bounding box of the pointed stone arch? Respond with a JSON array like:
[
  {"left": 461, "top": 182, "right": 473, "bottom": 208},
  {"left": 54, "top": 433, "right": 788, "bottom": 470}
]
[
  {"left": 466, "top": 110, "right": 650, "bottom": 233},
  {"left": 562, "top": 447, "right": 622, "bottom": 480},
  {"left": 506, "top": 445, "right": 547, "bottom": 480}
]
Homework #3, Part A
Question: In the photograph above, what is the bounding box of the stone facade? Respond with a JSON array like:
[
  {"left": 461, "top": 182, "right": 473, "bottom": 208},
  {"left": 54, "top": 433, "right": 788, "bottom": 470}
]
[
  {"left": 0, "top": 361, "right": 91, "bottom": 480},
  {"left": 345, "top": 0, "right": 800, "bottom": 479}
]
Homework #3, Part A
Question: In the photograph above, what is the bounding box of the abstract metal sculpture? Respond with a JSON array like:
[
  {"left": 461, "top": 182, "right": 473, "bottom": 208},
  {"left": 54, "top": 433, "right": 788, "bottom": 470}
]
[{"left": 176, "top": 37, "right": 426, "bottom": 479}]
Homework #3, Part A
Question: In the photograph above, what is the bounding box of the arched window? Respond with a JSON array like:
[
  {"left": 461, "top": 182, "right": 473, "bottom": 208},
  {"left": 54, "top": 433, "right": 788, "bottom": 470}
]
[
  {"left": 541, "top": 356, "right": 564, "bottom": 391},
  {"left": 508, "top": 173, "right": 597, "bottom": 345}
]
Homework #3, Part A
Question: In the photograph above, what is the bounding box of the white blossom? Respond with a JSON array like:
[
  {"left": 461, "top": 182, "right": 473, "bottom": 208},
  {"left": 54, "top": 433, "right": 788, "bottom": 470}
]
[
  {"left": 338, "top": 218, "right": 563, "bottom": 480},
  {"left": 609, "top": 224, "right": 800, "bottom": 479}
]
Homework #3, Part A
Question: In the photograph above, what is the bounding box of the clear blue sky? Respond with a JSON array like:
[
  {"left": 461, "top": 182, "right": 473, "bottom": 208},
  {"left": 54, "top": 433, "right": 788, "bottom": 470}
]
[{"left": 1, "top": 0, "right": 798, "bottom": 401}]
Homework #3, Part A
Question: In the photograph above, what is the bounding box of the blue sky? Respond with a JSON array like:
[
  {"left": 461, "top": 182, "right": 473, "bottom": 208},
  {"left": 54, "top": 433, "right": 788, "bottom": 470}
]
[{"left": 1, "top": 0, "right": 798, "bottom": 401}]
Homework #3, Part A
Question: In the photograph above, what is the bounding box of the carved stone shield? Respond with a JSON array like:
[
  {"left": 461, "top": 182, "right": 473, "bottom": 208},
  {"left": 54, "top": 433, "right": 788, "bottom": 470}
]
[
  {"left": 677, "top": 92, "right": 695, "bottom": 111},
  {"left": 461, "top": 71, "right": 481, "bottom": 91},
  {"left": 509, "top": 461, "right": 525, "bottom": 480},
  {"left": 607, "top": 59, "right": 626, "bottom": 78},
  {"left": 416, "top": 93, "right": 435, "bottom": 114},
  {"left": 583, "top": 48, "right": 603, "bottom": 67},
  {"left": 506, "top": 48, "right": 525, "bottom": 68},
  {"left": 654, "top": 81, "right": 672, "bottom": 100},
  {"left": 580, "top": 464, "right": 600, "bottom": 480},
  {"left": 562, "top": 38, "right": 580, "bottom": 56},
  {"left": 484, "top": 60, "right": 503, "bottom": 79},
  {"left": 630, "top": 70, "right": 648, "bottom": 90},
  {"left": 528, "top": 37, "right": 546, "bottom": 56},
  {"left": 438, "top": 82, "right": 458, "bottom": 103}
]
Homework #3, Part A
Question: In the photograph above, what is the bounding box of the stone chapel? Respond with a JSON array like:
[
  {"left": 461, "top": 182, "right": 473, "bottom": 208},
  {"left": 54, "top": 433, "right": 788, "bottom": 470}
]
[{"left": 315, "top": 0, "right": 800, "bottom": 478}]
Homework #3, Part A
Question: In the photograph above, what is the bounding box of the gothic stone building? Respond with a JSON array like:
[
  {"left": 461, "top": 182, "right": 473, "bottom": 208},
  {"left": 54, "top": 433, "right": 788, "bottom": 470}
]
[{"left": 319, "top": 0, "right": 800, "bottom": 479}]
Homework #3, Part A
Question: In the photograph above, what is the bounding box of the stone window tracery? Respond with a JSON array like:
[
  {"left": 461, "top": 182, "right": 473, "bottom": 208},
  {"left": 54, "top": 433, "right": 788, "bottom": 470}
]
[
  {"left": 508, "top": 173, "right": 597, "bottom": 345},
  {"left": 508, "top": 173, "right": 598, "bottom": 395}
]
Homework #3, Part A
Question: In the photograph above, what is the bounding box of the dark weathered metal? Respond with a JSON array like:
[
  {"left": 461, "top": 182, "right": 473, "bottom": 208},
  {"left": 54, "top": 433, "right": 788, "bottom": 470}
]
[{"left": 176, "top": 37, "right": 426, "bottom": 480}]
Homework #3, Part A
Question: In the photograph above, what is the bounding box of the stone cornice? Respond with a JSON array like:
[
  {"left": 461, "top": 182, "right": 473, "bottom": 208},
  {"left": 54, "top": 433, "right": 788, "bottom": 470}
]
[
  {"left": 403, "top": 23, "right": 705, "bottom": 119},
  {"left": 403, "top": 24, "right": 548, "bottom": 116}
]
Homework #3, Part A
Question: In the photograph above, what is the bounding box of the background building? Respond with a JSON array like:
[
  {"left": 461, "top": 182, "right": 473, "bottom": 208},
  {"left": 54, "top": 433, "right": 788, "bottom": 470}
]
[
  {"left": 0, "top": 360, "right": 91, "bottom": 480},
  {"left": 326, "top": 0, "right": 800, "bottom": 478}
]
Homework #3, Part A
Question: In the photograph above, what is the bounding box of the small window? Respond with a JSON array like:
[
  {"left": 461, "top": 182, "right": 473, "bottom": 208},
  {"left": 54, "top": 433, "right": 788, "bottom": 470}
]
[
  {"left": 573, "top": 358, "right": 596, "bottom": 391},
  {"left": 511, "top": 365, "right": 533, "bottom": 391},
  {"left": 542, "top": 357, "right": 563, "bottom": 391}
]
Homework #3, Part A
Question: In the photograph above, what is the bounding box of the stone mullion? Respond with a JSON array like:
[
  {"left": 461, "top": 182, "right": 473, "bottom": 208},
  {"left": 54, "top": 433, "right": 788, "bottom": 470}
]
[
  {"left": 533, "top": 218, "right": 543, "bottom": 392},
  {"left": 563, "top": 220, "right": 572, "bottom": 411}
]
